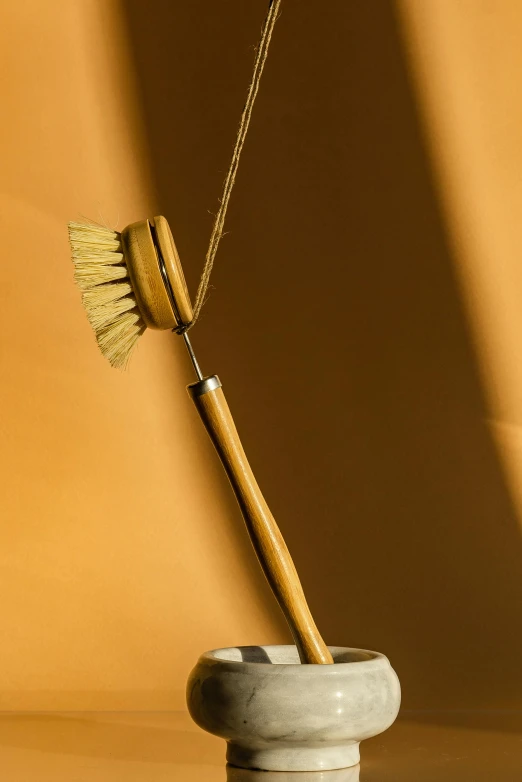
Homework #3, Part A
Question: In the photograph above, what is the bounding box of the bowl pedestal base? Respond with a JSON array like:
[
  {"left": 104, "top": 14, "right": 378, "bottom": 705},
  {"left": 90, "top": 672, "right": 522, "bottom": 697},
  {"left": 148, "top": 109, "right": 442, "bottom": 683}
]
[{"left": 227, "top": 741, "right": 360, "bottom": 772}]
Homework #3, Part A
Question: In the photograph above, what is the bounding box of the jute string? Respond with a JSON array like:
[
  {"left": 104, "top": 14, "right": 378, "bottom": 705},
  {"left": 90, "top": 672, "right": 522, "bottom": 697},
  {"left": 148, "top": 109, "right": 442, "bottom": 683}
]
[{"left": 181, "top": 0, "right": 282, "bottom": 332}]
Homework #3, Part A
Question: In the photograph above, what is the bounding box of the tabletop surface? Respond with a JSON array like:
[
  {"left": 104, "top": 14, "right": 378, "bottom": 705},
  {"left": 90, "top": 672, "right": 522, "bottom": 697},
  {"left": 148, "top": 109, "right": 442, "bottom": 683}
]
[{"left": 0, "top": 710, "right": 520, "bottom": 781}]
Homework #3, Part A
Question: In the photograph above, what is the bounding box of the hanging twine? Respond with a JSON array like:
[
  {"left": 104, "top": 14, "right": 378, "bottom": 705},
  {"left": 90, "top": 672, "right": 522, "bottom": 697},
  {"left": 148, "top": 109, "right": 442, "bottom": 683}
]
[{"left": 181, "top": 0, "right": 282, "bottom": 331}]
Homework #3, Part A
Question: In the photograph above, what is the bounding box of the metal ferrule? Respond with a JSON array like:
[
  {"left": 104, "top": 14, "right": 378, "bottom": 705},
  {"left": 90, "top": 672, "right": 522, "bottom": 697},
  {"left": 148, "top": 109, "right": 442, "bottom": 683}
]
[{"left": 188, "top": 375, "right": 222, "bottom": 398}]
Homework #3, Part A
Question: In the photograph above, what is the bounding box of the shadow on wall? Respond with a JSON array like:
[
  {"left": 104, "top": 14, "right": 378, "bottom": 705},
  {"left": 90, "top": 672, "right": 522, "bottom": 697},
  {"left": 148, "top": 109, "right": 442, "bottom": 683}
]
[{"left": 122, "top": 0, "right": 522, "bottom": 715}]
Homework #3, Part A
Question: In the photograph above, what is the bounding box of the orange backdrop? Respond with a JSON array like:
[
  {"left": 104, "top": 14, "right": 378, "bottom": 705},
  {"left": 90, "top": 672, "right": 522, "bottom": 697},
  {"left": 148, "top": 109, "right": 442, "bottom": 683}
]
[{"left": 1, "top": 0, "right": 522, "bottom": 715}]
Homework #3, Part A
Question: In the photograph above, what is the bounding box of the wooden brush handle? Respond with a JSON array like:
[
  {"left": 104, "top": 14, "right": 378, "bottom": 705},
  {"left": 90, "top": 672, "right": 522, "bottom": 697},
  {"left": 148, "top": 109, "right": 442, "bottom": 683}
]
[{"left": 188, "top": 376, "right": 333, "bottom": 664}]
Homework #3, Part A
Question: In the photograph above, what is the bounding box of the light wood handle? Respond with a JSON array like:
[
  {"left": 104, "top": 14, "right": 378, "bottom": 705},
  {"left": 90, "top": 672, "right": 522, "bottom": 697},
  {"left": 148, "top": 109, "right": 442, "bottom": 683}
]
[{"left": 189, "top": 377, "right": 333, "bottom": 664}]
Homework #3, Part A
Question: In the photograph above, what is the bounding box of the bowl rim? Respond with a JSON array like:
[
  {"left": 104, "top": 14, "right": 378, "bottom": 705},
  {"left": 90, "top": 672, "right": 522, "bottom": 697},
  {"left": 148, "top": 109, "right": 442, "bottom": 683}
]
[{"left": 199, "top": 644, "right": 391, "bottom": 672}]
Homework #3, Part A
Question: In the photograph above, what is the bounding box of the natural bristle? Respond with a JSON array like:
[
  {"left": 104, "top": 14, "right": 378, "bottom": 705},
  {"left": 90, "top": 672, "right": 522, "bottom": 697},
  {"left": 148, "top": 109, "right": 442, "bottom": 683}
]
[{"left": 68, "top": 222, "right": 145, "bottom": 368}]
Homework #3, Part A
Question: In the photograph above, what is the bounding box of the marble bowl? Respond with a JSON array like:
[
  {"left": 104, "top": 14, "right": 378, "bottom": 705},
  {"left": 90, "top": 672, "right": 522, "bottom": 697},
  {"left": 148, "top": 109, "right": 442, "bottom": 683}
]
[{"left": 186, "top": 645, "right": 400, "bottom": 772}]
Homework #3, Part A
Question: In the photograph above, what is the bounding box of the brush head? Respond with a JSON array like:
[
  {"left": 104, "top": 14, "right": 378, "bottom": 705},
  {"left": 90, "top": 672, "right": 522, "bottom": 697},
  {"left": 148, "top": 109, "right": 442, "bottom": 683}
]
[{"left": 69, "top": 217, "right": 193, "bottom": 368}]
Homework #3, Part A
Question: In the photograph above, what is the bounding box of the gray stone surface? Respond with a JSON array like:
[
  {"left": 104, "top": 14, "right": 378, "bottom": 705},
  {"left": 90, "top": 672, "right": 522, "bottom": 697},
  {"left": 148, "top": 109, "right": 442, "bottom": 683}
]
[
  {"left": 187, "top": 645, "right": 400, "bottom": 772},
  {"left": 227, "top": 763, "right": 360, "bottom": 781}
]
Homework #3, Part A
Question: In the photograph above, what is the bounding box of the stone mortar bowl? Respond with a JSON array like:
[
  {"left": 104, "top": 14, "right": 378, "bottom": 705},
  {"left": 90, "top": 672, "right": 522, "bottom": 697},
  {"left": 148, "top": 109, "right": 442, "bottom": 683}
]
[{"left": 187, "top": 645, "right": 400, "bottom": 772}]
